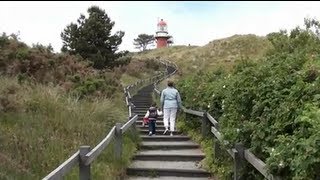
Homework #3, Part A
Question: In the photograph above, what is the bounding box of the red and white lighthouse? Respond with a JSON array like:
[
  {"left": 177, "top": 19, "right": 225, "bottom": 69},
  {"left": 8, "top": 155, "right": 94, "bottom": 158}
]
[{"left": 155, "top": 19, "right": 172, "bottom": 48}]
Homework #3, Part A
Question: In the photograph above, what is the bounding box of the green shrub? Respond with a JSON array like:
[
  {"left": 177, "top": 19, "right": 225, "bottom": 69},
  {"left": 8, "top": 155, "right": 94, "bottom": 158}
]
[
  {"left": 176, "top": 18, "right": 320, "bottom": 179},
  {"left": 15, "top": 47, "right": 30, "bottom": 60}
]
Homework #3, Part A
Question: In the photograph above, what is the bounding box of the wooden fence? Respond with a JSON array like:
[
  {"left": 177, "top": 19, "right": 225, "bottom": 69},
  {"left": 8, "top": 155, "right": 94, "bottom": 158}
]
[
  {"left": 153, "top": 60, "right": 281, "bottom": 180},
  {"left": 42, "top": 60, "right": 172, "bottom": 180}
]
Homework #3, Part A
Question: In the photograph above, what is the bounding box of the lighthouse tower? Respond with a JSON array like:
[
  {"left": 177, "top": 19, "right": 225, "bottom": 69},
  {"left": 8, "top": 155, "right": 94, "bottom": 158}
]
[{"left": 155, "top": 19, "right": 172, "bottom": 48}]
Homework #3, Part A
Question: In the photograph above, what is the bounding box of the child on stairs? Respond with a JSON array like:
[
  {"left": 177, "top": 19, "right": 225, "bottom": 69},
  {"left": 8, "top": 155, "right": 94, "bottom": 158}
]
[{"left": 143, "top": 102, "right": 163, "bottom": 136}]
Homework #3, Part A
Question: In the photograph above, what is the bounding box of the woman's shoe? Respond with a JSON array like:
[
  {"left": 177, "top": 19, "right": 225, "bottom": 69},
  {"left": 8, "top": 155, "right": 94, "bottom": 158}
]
[{"left": 163, "top": 129, "right": 168, "bottom": 135}]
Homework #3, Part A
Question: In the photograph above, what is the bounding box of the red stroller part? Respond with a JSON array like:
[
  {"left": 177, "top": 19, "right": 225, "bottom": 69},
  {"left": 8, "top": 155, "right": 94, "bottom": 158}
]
[{"left": 143, "top": 117, "right": 149, "bottom": 125}]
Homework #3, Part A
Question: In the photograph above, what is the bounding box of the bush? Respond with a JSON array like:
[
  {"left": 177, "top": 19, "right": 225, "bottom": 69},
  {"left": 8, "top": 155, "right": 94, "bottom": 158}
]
[
  {"left": 15, "top": 48, "right": 29, "bottom": 60},
  {"left": 0, "top": 35, "right": 124, "bottom": 99},
  {"left": 176, "top": 18, "right": 320, "bottom": 179}
]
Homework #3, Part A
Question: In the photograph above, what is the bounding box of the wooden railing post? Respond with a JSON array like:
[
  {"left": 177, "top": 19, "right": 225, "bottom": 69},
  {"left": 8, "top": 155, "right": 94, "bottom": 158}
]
[
  {"left": 115, "top": 123, "right": 122, "bottom": 161},
  {"left": 234, "top": 143, "right": 245, "bottom": 180},
  {"left": 129, "top": 105, "right": 136, "bottom": 130},
  {"left": 214, "top": 124, "right": 221, "bottom": 160},
  {"left": 201, "top": 111, "right": 210, "bottom": 138},
  {"left": 79, "top": 146, "right": 91, "bottom": 180}
]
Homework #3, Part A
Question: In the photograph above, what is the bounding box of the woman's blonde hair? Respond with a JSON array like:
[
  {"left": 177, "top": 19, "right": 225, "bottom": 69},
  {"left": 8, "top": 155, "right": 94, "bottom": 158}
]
[{"left": 167, "top": 80, "right": 174, "bottom": 87}]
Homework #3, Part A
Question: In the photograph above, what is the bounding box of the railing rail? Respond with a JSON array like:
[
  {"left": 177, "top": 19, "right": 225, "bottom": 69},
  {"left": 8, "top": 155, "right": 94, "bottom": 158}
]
[
  {"left": 43, "top": 59, "right": 170, "bottom": 180},
  {"left": 121, "top": 115, "right": 138, "bottom": 133},
  {"left": 84, "top": 126, "right": 116, "bottom": 166},
  {"left": 153, "top": 59, "right": 280, "bottom": 180},
  {"left": 43, "top": 151, "right": 80, "bottom": 180}
]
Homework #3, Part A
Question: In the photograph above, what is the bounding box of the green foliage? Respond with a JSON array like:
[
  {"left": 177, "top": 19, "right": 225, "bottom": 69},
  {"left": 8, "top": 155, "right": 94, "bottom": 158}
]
[
  {"left": 133, "top": 34, "right": 155, "bottom": 51},
  {"left": 61, "top": 5, "right": 125, "bottom": 69},
  {"left": 0, "top": 32, "right": 9, "bottom": 48},
  {"left": 71, "top": 76, "right": 120, "bottom": 98},
  {"left": 15, "top": 48, "right": 29, "bottom": 60},
  {"left": 32, "top": 43, "right": 54, "bottom": 53},
  {"left": 0, "top": 32, "right": 124, "bottom": 99},
  {"left": 113, "top": 51, "right": 132, "bottom": 67},
  {"left": 0, "top": 77, "right": 140, "bottom": 179},
  {"left": 176, "top": 18, "right": 320, "bottom": 179}
]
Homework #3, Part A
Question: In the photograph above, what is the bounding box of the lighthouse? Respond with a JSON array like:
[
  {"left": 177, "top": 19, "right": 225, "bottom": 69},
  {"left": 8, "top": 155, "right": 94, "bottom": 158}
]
[{"left": 155, "top": 19, "right": 172, "bottom": 48}]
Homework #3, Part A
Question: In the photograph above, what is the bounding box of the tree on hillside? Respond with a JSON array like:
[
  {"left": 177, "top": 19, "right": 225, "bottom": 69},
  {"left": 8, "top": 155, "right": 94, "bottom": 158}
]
[
  {"left": 61, "top": 6, "right": 125, "bottom": 69},
  {"left": 133, "top": 34, "right": 155, "bottom": 51}
]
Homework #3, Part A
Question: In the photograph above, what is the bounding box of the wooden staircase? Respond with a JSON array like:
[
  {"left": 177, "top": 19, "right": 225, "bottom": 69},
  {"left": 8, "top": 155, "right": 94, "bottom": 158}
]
[{"left": 125, "top": 85, "right": 213, "bottom": 179}]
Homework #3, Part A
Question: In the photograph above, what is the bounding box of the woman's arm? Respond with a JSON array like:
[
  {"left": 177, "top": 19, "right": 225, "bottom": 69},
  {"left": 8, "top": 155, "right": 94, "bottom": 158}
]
[
  {"left": 160, "top": 90, "right": 165, "bottom": 109},
  {"left": 157, "top": 110, "right": 163, "bottom": 116}
]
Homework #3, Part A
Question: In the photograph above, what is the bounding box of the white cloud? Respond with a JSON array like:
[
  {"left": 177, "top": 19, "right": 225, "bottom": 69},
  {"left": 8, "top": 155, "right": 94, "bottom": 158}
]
[{"left": 1, "top": 1, "right": 320, "bottom": 53}]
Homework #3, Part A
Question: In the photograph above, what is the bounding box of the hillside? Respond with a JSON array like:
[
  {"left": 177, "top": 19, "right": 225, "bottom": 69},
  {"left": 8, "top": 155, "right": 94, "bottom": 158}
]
[
  {"left": 0, "top": 33, "right": 162, "bottom": 179},
  {"left": 134, "top": 34, "right": 272, "bottom": 77}
]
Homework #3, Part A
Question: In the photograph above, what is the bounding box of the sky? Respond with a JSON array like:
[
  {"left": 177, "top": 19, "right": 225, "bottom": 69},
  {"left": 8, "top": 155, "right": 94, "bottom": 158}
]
[{"left": 1, "top": 1, "right": 320, "bottom": 53}]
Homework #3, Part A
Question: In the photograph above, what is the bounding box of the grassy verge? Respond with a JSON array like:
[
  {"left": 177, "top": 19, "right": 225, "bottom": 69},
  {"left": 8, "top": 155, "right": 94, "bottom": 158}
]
[
  {"left": 176, "top": 114, "right": 233, "bottom": 179},
  {"left": 0, "top": 76, "right": 140, "bottom": 179},
  {"left": 120, "top": 73, "right": 140, "bottom": 87}
]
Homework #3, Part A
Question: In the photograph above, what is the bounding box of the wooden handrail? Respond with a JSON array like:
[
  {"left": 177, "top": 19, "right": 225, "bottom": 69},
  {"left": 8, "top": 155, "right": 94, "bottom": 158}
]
[
  {"left": 84, "top": 126, "right": 116, "bottom": 165},
  {"left": 121, "top": 115, "right": 138, "bottom": 133},
  {"left": 184, "top": 108, "right": 204, "bottom": 117},
  {"left": 128, "top": 105, "right": 132, "bottom": 118},
  {"left": 206, "top": 113, "right": 218, "bottom": 127},
  {"left": 211, "top": 126, "right": 235, "bottom": 159},
  {"left": 43, "top": 151, "right": 80, "bottom": 180},
  {"left": 244, "top": 150, "right": 280, "bottom": 180},
  {"left": 125, "top": 96, "right": 129, "bottom": 106}
]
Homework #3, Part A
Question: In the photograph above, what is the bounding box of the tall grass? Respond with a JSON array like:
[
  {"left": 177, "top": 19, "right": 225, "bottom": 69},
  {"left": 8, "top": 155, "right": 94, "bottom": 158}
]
[{"left": 0, "top": 76, "right": 140, "bottom": 179}]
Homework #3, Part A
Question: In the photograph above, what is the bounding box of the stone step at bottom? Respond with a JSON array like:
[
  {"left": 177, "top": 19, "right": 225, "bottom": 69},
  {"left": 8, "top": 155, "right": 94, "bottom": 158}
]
[
  {"left": 127, "top": 176, "right": 213, "bottom": 180},
  {"left": 127, "top": 160, "right": 210, "bottom": 177},
  {"left": 133, "top": 154, "right": 205, "bottom": 161}
]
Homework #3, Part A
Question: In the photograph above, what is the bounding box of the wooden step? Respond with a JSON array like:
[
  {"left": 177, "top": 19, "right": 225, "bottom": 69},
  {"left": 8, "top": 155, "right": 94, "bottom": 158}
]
[
  {"left": 140, "top": 135, "right": 190, "bottom": 141},
  {"left": 139, "top": 141, "right": 199, "bottom": 150},
  {"left": 133, "top": 149, "right": 205, "bottom": 161},
  {"left": 127, "top": 160, "right": 210, "bottom": 177},
  {"left": 127, "top": 176, "right": 211, "bottom": 180},
  {"left": 138, "top": 129, "right": 180, "bottom": 135}
]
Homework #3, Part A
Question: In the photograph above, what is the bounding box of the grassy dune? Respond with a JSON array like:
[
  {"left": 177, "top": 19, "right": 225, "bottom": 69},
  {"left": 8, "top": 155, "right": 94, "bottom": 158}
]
[{"left": 134, "top": 34, "right": 272, "bottom": 77}]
